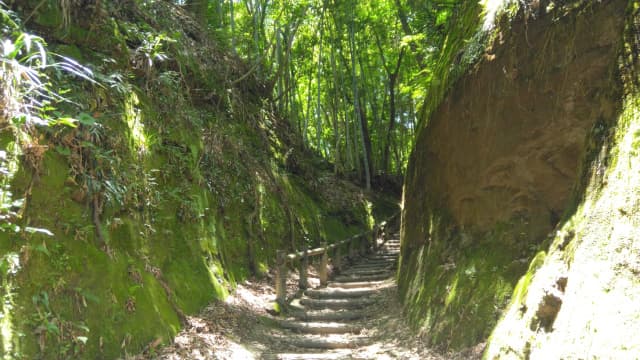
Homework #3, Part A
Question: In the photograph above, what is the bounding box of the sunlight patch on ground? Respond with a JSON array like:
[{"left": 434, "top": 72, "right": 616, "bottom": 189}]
[
  {"left": 209, "top": 339, "right": 255, "bottom": 360},
  {"left": 225, "top": 284, "right": 266, "bottom": 308}
]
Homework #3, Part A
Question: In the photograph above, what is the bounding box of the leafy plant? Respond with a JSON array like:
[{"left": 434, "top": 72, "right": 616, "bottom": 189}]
[
  {"left": 0, "top": 3, "right": 97, "bottom": 236},
  {"left": 30, "top": 291, "right": 60, "bottom": 351},
  {"left": 30, "top": 290, "right": 91, "bottom": 356},
  {"left": 132, "top": 30, "right": 176, "bottom": 76}
]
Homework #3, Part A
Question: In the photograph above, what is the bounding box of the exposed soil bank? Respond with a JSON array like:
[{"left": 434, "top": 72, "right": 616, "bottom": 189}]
[{"left": 399, "top": 0, "right": 629, "bottom": 352}]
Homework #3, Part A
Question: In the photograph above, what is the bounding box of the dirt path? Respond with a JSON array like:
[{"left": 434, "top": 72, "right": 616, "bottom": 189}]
[{"left": 132, "top": 240, "right": 482, "bottom": 360}]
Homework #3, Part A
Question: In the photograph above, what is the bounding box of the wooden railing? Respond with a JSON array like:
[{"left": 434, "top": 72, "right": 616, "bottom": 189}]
[{"left": 274, "top": 212, "right": 400, "bottom": 307}]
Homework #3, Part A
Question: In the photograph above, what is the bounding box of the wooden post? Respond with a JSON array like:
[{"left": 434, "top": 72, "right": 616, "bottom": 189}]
[
  {"left": 299, "top": 244, "right": 308, "bottom": 290},
  {"left": 372, "top": 226, "right": 378, "bottom": 253},
  {"left": 319, "top": 241, "right": 328, "bottom": 286},
  {"left": 276, "top": 250, "right": 287, "bottom": 306},
  {"left": 334, "top": 245, "right": 342, "bottom": 274},
  {"left": 371, "top": 226, "right": 378, "bottom": 253},
  {"left": 348, "top": 236, "right": 355, "bottom": 260}
]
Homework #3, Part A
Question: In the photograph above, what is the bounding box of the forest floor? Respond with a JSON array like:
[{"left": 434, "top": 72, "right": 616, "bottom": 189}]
[{"left": 131, "top": 257, "right": 483, "bottom": 359}]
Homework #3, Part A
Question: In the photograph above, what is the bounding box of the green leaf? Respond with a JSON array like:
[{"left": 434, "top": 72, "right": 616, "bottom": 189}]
[
  {"left": 55, "top": 146, "right": 71, "bottom": 156},
  {"left": 77, "top": 112, "right": 97, "bottom": 126},
  {"left": 53, "top": 117, "right": 78, "bottom": 128},
  {"left": 80, "top": 141, "right": 96, "bottom": 148},
  {"left": 41, "top": 291, "right": 49, "bottom": 307},
  {"left": 74, "top": 323, "right": 90, "bottom": 333},
  {"left": 46, "top": 321, "right": 60, "bottom": 335},
  {"left": 436, "top": 9, "right": 451, "bottom": 26},
  {"left": 25, "top": 227, "right": 54, "bottom": 236},
  {"left": 35, "top": 243, "right": 50, "bottom": 256},
  {"left": 75, "top": 288, "right": 101, "bottom": 304}
]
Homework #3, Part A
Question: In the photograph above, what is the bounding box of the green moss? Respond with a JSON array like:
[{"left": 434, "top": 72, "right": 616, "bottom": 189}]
[
  {"left": 416, "top": 1, "right": 487, "bottom": 133},
  {"left": 53, "top": 44, "right": 85, "bottom": 62},
  {"left": 1, "top": 2, "right": 390, "bottom": 358},
  {"left": 510, "top": 251, "right": 546, "bottom": 307},
  {"left": 33, "top": 1, "right": 62, "bottom": 28},
  {"left": 398, "top": 212, "right": 535, "bottom": 349}
]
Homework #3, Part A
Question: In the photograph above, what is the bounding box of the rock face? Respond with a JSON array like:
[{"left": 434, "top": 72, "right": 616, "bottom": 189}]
[
  {"left": 399, "top": 0, "right": 628, "bottom": 350},
  {"left": 485, "top": 2, "right": 640, "bottom": 357}
]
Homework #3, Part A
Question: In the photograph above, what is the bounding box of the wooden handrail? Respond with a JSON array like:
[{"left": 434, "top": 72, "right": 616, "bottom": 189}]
[{"left": 275, "top": 211, "right": 400, "bottom": 308}]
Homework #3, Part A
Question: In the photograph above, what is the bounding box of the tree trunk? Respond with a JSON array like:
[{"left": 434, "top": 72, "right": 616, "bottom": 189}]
[
  {"left": 356, "top": 54, "right": 375, "bottom": 178},
  {"left": 303, "top": 69, "right": 313, "bottom": 147},
  {"left": 348, "top": 23, "right": 370, "bottom": 190},
  {"left": 315, "top": 2, "right": 326, "bottom": 152},
  {"left": 230, "top": 0, "right": 237, "bottom": 54},
  {"left": 382, "top": 49, "right": 404, "bottom": 174},
  {"left": 330, "top": 44, "right": 341, "bottom": 174}
]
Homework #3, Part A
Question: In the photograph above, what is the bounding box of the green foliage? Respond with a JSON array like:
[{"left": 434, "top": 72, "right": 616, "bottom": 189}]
[
  {"left": 398, "top": 213, "right": 532, "bottom": 349},
  {"left": 415, "top": 1, "right": 485, "bottom": 132},
  {"left": 176, "top": 0, "right": 465, "bottom": 179},
  {"left": 28, "top": 290, "right": 91, "bottom": 357},
  {"left": 0, "top": 2, "right": 400, "bottom": 359},
  {"left": 0, "top": 3, "right": 97, "bottom": 241}
]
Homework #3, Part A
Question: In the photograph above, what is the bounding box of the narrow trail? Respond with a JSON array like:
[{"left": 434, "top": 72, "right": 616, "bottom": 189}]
[
  {"left": 141, "top": 237, "right": 481, "bottom": 360},
  {"left": 263, "top": 239, "right": 402, "bottom": 359}
]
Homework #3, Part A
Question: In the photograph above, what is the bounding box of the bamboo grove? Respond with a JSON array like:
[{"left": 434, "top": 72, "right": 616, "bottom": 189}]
[{"left": 184, "top": 0, "right": 457, "bottom": 188}]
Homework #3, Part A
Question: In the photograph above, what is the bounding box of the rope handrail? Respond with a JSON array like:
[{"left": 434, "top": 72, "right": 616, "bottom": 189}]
[{"left": 274, "top": 211, "right": 400, "bottom": 308}]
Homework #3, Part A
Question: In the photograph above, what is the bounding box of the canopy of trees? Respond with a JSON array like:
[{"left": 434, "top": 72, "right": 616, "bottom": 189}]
[{"left": 184, "top": 0, "right": 459, "bottom": 188}]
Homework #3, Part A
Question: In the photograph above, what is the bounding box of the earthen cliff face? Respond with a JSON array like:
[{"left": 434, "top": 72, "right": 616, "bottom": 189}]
[{"left": 399, "top": 0, "right": 628, "bottom": 350}]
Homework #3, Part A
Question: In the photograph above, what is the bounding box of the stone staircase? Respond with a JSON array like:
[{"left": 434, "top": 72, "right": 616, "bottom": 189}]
[{"left": 264, "top": 238, "right": 401, "bottom": 359}]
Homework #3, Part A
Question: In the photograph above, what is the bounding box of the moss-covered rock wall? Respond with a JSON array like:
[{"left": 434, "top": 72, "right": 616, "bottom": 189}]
[
  {"left": 398, "top": 0, "right": 627, "bottom": 350},
  {"left": 485, "top": 2, "right": 640, "bottom": 357},
  {"left": 0, "top": 2, "right": 395, "bottom": 358}
]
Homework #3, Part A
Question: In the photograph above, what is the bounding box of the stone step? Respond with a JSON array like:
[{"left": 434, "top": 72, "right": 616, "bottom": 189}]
[
  {"left": 304, "top": 288, "right": 380, "bottom": 299},
  {"left": 366, "top": 254, "right": 398, "bottom": 259},
  {"left": 336, "top": 266, "right": 396, "bottom": 276},
  {"left": 276, "top": 320, "right": 361, "bottom": 334},
  {"left": 344, "top": 261, "right": 395, "bottom": 270},
  {"left": 289, "top": 309, "right": 366, "bottom": 322},
  {"left": 263, "top": 350, "right": 354, "bottom": 360},
  {"left": 352, "top": 259, "right": 396, "bottom": 265},
  {"left": 276, "top": 334, "right": 371, "bottom": 349},
  {"left": 333, "top": 273, "right": 392, "bottom": 283},
  {"left": 299, "top": 297, "right": 376, "bottom": 310},
  {"left": 327, "top": 280, "right": 386, "bottom": 289},
  {"left": 366, "top": 252, "right": 400, "bottom": 259},
  {"left": 340, "top": 268, "right": 390, "bottom": 276},
  {"left": 361, "top": 259, "right": 396, "bottom": 264},
  {"left": 350, "top": 260, "right": 395, "bottom": 268},
  {"left": 338, "top": 271, "right": 390, "bottom": 279},
  {"left": 359, "top": 255, "right": 398, "bottom": 264}
]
